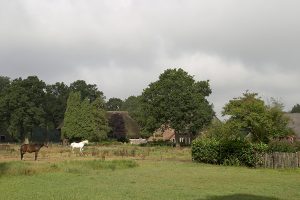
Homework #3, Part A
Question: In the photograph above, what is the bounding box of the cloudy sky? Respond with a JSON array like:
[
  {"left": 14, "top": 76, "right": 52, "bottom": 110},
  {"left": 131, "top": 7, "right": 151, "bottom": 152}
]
[{"left": 0, "top": 0, "right": 299, "bottom": 117}]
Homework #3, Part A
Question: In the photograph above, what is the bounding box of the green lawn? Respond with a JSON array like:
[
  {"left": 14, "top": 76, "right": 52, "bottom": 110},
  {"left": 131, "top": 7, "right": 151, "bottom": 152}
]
[{"left": 0, "top": 159, "right": 299, "bottom": 200}]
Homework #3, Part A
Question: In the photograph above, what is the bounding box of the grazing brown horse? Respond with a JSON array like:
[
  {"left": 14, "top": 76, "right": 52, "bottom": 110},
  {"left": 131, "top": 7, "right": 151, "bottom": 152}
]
[{"left": 20, "top": 143, "right": 48, "bottom": 161}]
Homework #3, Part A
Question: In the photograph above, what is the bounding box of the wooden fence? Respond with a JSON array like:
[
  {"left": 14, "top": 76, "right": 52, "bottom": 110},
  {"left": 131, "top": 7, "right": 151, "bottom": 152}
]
[{"left": 256, "top": 152, "right": 300, "bottom": 169}]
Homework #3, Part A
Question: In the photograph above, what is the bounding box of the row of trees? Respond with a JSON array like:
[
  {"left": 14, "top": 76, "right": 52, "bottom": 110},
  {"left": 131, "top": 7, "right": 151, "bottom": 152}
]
[
  {"left": 0, "top": 76, "right": 104, "bottom": 142},
  {"left": 0, "top": 68, "right": 299, "bottom": 144},
  {"left": 0, "top": 69, "right": 215, "bottom": 144}
]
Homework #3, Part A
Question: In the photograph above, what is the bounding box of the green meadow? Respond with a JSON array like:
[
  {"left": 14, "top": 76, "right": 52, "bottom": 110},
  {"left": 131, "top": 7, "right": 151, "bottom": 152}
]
[{"left": 0, "top": 145, "right": 299, "bottom": 200}]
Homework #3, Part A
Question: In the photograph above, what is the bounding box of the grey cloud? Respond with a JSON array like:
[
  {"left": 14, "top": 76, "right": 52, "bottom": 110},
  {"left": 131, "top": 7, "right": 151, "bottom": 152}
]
[{"left": 0, "top": 0, "right": 299, "bottom": 116}]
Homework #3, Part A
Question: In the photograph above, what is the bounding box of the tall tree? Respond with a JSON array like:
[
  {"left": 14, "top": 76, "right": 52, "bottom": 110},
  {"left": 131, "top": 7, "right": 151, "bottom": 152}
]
[
  {"left": 106, "top": 98, "right": 123, "bottom": 111},
  {"left": 291, "top": 104, "right": 300, "bottom": 113},
  {"left": 0, "top": 76, "right": 11, "bottom": 134},
  {"left": 1, "top": 76, "right": 46, "bottom": 142},
  {"left": 222, "top": 92, "right": 292, "bottom": 143},
  {"left": 0, "top": 76, "right": 10, "bottom": 94},
  {"left": 44, "top": 82, "right": 70, "bottom": 129},
  {"left": 70, "top": 80, "right": 104, "bottom": 102},
  {"left": 90, "top": 97, "right": 109, "bottom": 141},
  {"left": 62, "top": 92, "right": 108, "bottom": 141},
  {"left": 61, "top": 92, "right": 82, "bottom": 141},
  {"left": 141, "top": 68, "right": 214, "bottom": 145}
]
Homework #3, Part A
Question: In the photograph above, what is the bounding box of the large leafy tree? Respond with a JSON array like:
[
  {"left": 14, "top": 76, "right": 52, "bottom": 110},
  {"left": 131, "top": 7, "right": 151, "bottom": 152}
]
[
  {"left": 141, "top": 68, "right": 214, "bottom": 145},
  {"left": 70, "top": 80, "right": 104, "bottom": 102},
  {"left": 122, "top": 95, "right": 148, "bottom": 137},
  {"left": 62, "top": 92, "right": 108, "bottom": 141},
  {"left": 0, "top": 76, "right": 46, "bottom": 142},
  {"left": 90, "top": 97, "right": 109, "bottom": 141},
  {"left": 291, "top": 104, "right": 300, "bottom": 113},
  {"left": 106, "top": 98, "right": 123, "bottom": 111},
  {"left": 0, "top": 76, "right": 11, "bottom": 134},
  {"left": 0, "top": 76, "right": 10, "bottom": 94},
  {"left": 44, "top": 82, "right": 70, "bottom": 130},
  {"left": 222, "top": 92, "right": 292, "bottom": 143}
]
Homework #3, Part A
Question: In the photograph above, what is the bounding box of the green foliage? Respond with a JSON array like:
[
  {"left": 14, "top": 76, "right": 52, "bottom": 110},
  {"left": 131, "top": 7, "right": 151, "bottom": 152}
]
[
  {"left": 0, "top": 75, "right": 107, "bottom": 143},
  {"left": 64, "top": 160, "right": 138, "bottom": 173},
  {"left": 291, "top": 104, "right": 300, "bottom": 113},
  {"left": 106, "top": 98, "right": 123, "bottom": 111},
  {"left": 90, "top": 98, "right": 109, "bottom": 141},
  {"left": 1, "top": 160, "right": 300, "bottom": 200},
  {"left": 192, "top": 137, "right": 268, "bottom": 167},
  {"left": 62, "top": 92, "right": 83, "bottom": 140},
  {"left": 122, "top": 96, "right": 147, "bottom": 136},
  {"left": 0, "top": 160, "right": 138, "bottom": 176},
  {"left": 70, "top": 80, "right": 104, "bottom": 102},
  {"left": 0, "top": 76, "right": 10, "bottom": 94},
  {"left": 191, "top": 138, "right": 220, "bottom": 164},
  {"left": 219, "top": 140, "right": 267, "bottom": 167},
  {"left": 44, "top": 82, "right": 70, "bottom": 129},
  {"left": 204, "top": 120, "right": 244, "bottom": 141},
  {"left": 222, "top": 92, "right": 292, "bottom": 143},
  {"left": 267, "top": 140, "right": 299, "bottom": 153},
  {"left": 62, "top": 92, "right": 108, "bottom": 141},
  {"left": 141, "top": 68, "right": 214, "bottom": 144},
  {"left": 0, "top": 76, "right": 46, "bottom": 141}
]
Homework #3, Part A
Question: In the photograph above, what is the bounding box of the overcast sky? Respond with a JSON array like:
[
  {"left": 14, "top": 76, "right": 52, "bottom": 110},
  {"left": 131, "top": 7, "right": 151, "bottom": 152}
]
[{"left": 0, "top": 0, "right": 299, "bottom": 117}]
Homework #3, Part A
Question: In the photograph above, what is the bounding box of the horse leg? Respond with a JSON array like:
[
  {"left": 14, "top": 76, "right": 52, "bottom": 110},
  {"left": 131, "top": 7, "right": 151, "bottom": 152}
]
[
  {"left": 35, "top": 152, "right": 38, "bottom": 161},
  {"left": 21, "top": 152, "right": 24, "bottom": 160}
]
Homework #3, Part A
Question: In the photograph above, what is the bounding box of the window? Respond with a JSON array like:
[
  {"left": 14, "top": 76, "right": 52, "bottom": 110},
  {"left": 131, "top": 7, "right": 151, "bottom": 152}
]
[{"left": 0, "top": 135, "right": 5, "bottom": 142}]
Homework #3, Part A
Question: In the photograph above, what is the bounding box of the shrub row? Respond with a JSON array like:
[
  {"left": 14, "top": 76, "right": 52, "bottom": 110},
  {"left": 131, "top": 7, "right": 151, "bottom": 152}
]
[
  {"left": 191, "top": 138, "right": 268, "bottom": 167},
  {"left": 268, "top": 140, "right": 300, "bottom": 153}
]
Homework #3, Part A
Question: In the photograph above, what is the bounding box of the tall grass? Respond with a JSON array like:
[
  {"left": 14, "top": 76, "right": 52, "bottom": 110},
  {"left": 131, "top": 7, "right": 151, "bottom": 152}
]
[
  {"left": 0, "top": 160, "right": 138, "bottom": 176},
  {"left": 62, "top": 159, "right": 138, "bottom": 173},
  {"left": 0, "top": 161, "right": 53, "bottom": 176}
]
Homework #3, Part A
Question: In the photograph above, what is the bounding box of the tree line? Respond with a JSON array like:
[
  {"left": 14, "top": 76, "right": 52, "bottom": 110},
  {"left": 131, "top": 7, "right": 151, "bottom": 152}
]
[
  {"left": 0, "top": 68, "right": 299, "bottom": 144},
  {"left": 0, "top": 76, "right": 104, "bottom": 142}
]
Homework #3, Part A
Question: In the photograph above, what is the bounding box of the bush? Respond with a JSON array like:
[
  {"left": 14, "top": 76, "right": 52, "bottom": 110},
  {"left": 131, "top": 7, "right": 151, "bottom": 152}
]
[
  {"left": 267, "top": 140, "right": 298, "bottom": 153},
  {"left": 192, "top": 138, "right": 268, "bottom": 167},
  {"left": 294, "top": 141, "right": 300, "bottom": 152},
  {"left": 219, "top": 140, "right": 267, "bottom": 167},
  {"left": 191, "top": 138, "right": 220, "bottom": 164}
]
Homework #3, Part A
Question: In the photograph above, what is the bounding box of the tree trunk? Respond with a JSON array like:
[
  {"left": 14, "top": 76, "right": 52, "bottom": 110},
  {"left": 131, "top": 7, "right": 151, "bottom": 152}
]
[{"left": 174, "top": 131, "right": 180, "bottom": 147}]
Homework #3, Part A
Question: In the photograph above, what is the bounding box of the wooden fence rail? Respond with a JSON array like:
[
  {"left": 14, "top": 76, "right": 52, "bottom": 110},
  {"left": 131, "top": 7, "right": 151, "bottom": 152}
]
[{"left": 256, "top": 152, "right": 300, "bottom": 169}]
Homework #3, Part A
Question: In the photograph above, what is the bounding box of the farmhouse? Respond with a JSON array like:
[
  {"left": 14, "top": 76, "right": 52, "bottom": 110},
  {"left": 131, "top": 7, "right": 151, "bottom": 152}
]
[
  {"left": 148, "top": 116, "right": 220, "bottom": 145},
  {"left": 148, "top": 125, "right": 192, "bottom": 145},
  {"left": 106, "top": 111, "right": 140, "bottom": 140}
]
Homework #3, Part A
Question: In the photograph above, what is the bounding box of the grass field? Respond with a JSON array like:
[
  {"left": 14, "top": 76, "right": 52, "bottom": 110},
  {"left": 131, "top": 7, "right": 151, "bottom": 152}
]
[{"left": 0, "top": 144, "right": 300, "bottom": 200}]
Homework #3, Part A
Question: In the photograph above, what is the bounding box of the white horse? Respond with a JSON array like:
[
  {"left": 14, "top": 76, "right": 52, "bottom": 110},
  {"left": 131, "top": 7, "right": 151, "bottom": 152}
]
[{"left": 70, "top": 140, "right": 89, "bottom": 153}]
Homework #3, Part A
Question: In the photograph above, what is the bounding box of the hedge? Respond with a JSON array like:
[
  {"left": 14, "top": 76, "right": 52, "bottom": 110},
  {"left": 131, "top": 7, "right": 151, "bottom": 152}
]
[{"left": 192, "top": 138, "right": 268, "bottom": 167}]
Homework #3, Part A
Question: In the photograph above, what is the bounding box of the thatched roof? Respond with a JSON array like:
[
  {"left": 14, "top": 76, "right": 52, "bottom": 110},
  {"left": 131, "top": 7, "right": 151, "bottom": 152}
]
[{"left": 106, "top": 111, "right": 140, "bottom": 139}]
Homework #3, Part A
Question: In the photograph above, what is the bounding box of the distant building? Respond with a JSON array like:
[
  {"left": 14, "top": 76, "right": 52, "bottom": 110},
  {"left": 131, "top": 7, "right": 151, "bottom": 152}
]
[{"left": 148, "top": 116, "right": 220, "bottom": 145}]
